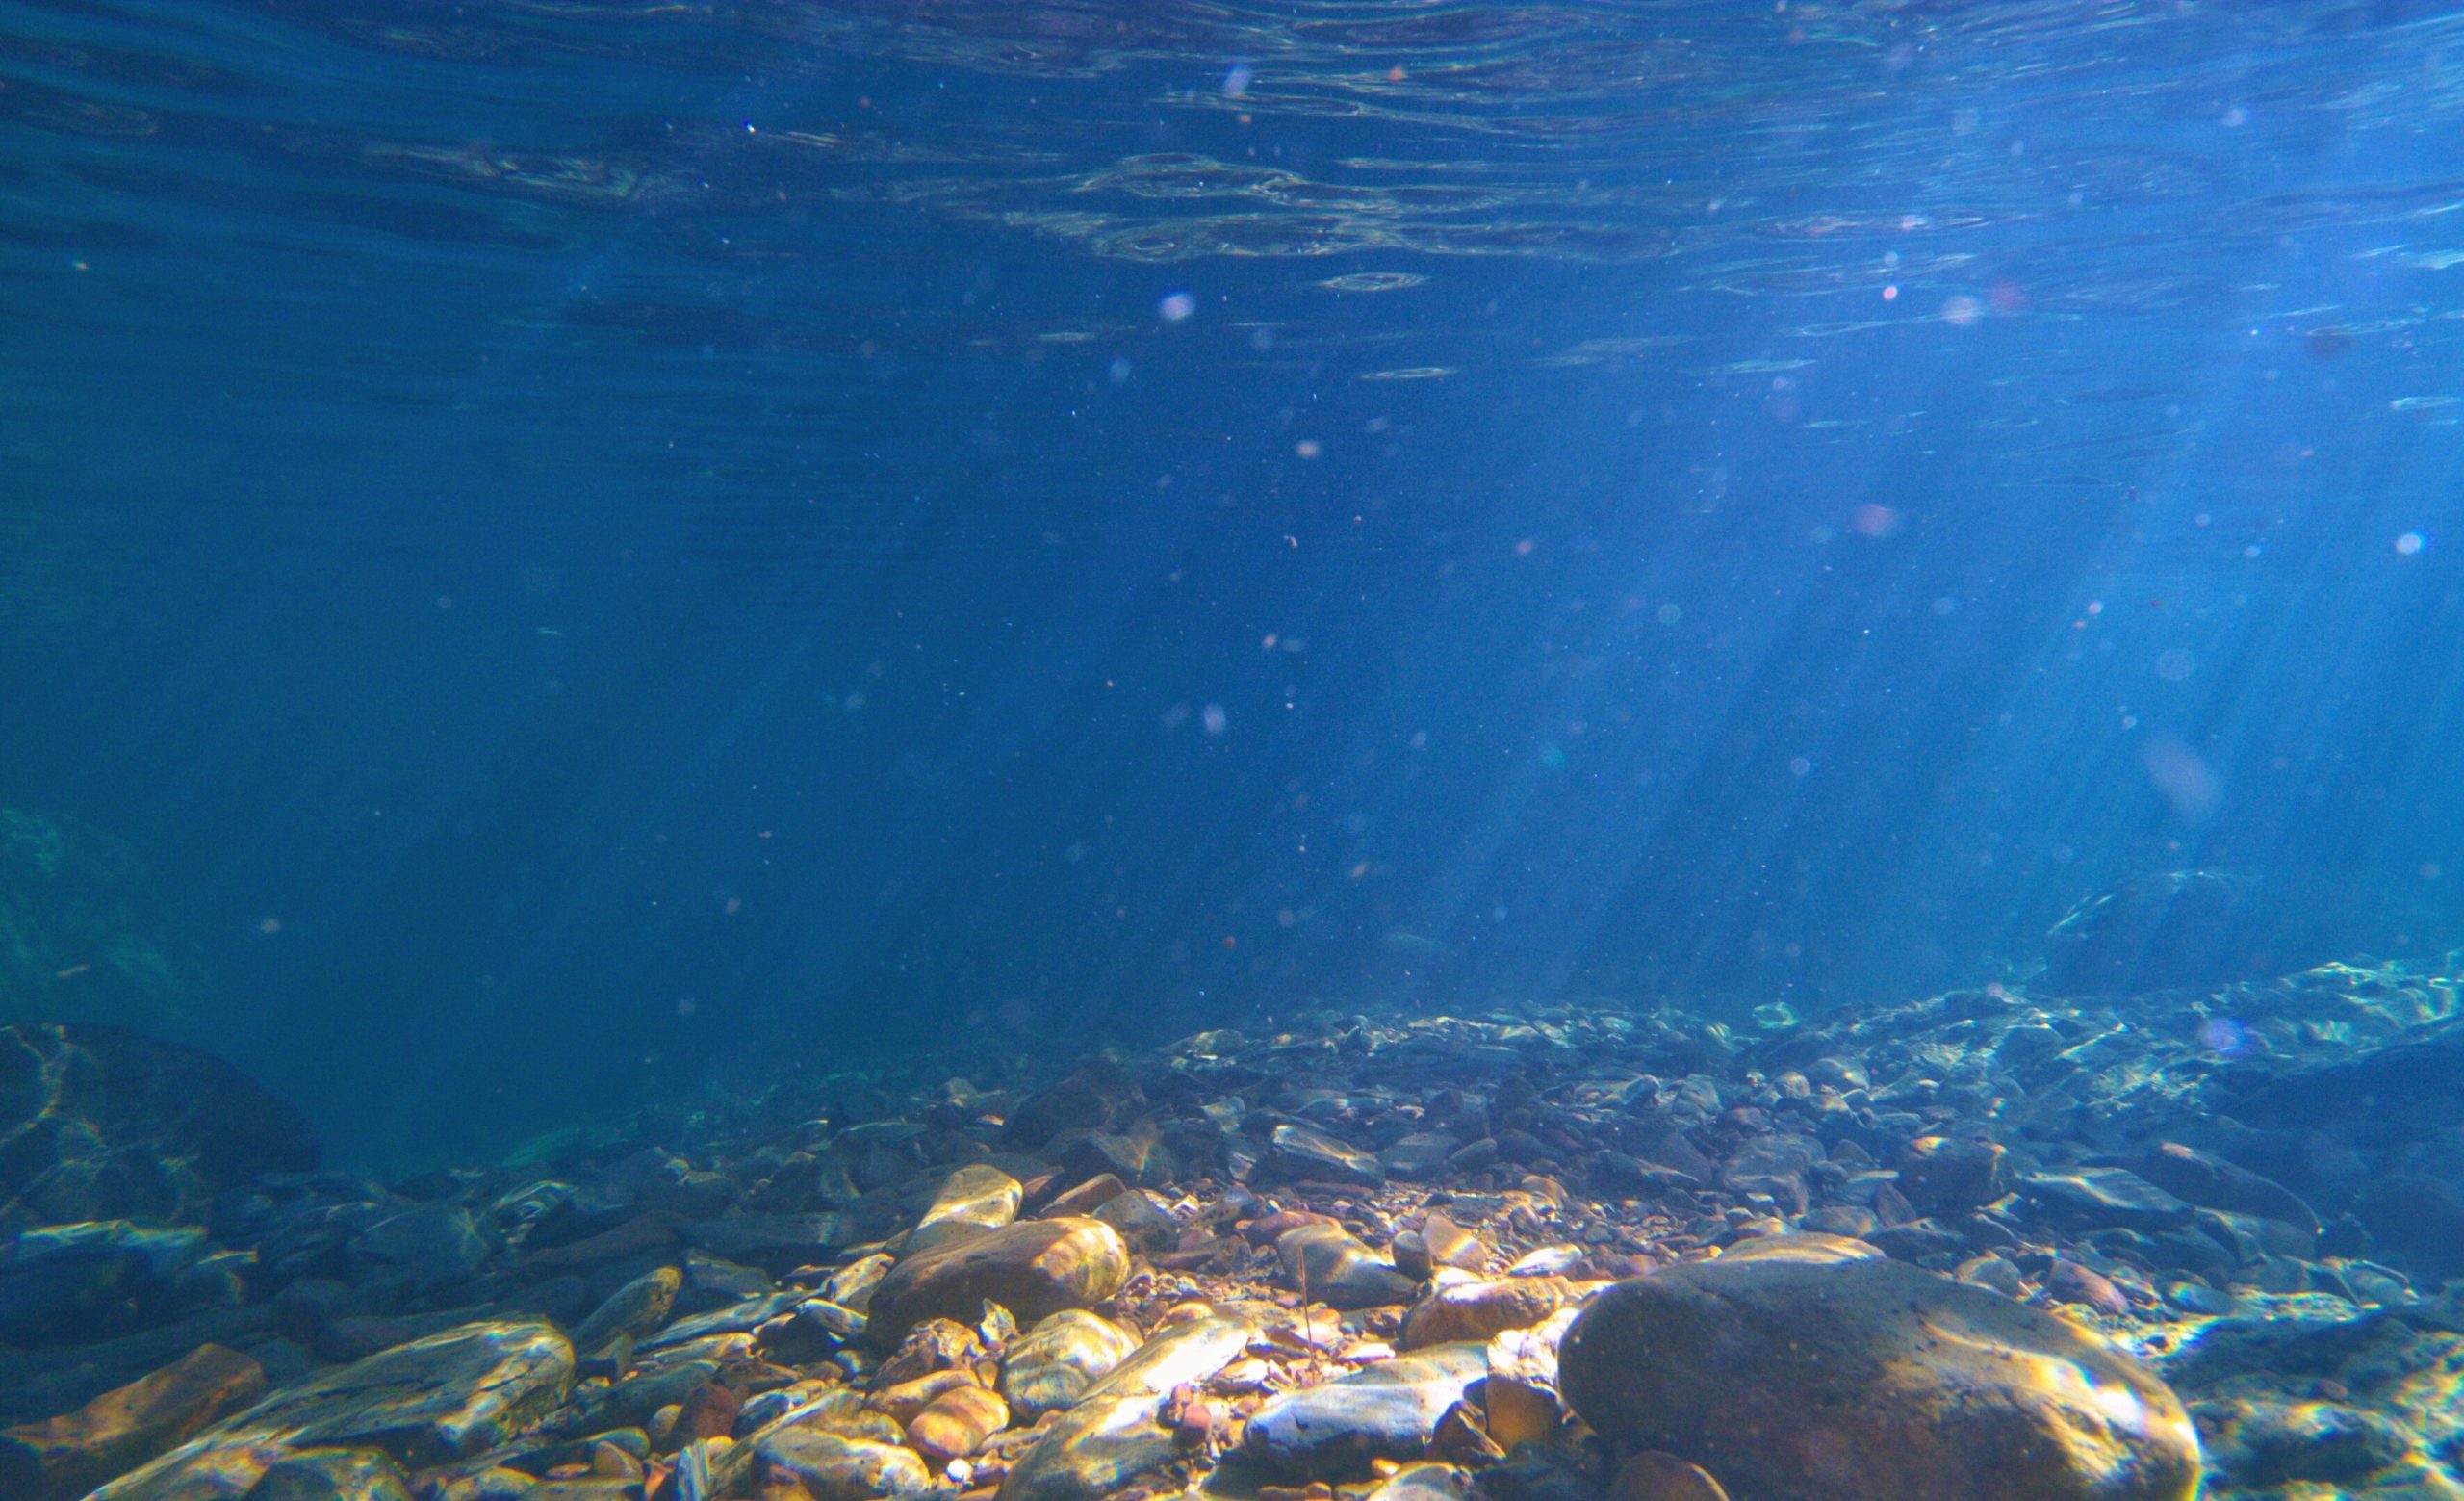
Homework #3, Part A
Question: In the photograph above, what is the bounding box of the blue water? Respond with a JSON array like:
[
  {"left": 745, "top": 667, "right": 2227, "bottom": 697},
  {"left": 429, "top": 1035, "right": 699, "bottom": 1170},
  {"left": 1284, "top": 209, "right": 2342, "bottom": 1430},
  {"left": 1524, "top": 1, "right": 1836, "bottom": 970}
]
[{"left": 4, "top": 0, "right": 2463, "bottom": 1165}]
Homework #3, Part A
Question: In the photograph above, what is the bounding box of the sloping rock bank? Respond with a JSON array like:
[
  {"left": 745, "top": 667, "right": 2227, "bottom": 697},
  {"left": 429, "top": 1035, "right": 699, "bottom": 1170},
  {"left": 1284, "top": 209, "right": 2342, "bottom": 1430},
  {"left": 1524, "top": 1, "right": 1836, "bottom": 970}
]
[{"left": 5, "top": 956, "right": 2464, "bottom": 1498}]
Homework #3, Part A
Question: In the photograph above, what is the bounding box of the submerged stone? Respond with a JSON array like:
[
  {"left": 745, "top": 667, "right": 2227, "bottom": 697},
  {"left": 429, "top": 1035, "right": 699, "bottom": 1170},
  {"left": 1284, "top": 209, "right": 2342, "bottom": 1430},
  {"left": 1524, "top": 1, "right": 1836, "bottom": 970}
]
[
  {"left": 0, "top": 1018, "right": 318, "bottom": 1229},
  {"left": 996, "top": 1315, "right": 1251, "bottom": 1501},
  {"left": 1557, "top": 1254, "right": 2198, "bottom": 1501},
  {"left": 91, "top": 1319, "right": 573, "bottom": 1495},
  {"left": 1242, "top": 1342, "right": 1488, "bottom": 1480},
  {"left": 0, "top": 1341, "right": 264, "bottom": 1501},
  {"left": 1000, "top": 1309, "right": 1142, "bottom": 1418},
  {"left": 867, "top": 1218, "right": 1129, "bottom": 1344},
  {"left": 2040, "top": 869, "right": 2370, "bottom": 996}
]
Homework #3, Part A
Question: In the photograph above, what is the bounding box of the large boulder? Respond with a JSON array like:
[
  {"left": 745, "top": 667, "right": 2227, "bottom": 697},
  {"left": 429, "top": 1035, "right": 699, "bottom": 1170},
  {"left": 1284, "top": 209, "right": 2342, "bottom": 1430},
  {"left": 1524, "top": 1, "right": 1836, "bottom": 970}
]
[
  {"left": 867, "top": 1218, "right": 1128, "bottom": 1345},
  {"left": 1558, "top": 1254, "right": 2198, "bottom": 1501},
  {"left": 0, "top": 1022, "right": 317, "bottom": 1228}
]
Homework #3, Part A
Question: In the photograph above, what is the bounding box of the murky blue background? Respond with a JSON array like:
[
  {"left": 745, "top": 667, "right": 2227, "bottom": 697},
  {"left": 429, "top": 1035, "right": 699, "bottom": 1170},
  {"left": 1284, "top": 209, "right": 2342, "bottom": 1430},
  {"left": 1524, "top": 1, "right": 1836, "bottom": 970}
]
[{"left": 5, "top": 0, "right": 2462, "bottom": 1163}]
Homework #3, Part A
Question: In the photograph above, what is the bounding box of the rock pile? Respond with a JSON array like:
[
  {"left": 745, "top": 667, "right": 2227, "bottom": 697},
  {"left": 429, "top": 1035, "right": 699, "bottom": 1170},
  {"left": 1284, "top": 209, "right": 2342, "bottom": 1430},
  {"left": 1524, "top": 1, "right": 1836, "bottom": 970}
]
[{"left": 6, "top": 953, "right": 2464, "bottom": 1499}]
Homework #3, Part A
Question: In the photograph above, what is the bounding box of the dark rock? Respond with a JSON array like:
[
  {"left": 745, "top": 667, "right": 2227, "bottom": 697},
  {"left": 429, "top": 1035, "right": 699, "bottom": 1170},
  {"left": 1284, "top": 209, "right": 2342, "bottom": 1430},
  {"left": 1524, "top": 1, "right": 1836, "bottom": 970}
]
[
  {"left": 0, "top": 1022, "right": 318, "bottom": 1228},
  {"left": 347, "top": 1203, "right": 490, "bottom": 1293},
  {"left": 0, "top": 1220, "right": 211, "bottom": 1345},
  {"left": 2040, "top": 869, "right": 2393, "bottom": 996},
  {"left": 1559, "top": 1254, "right": 2199, "bottom": 1501},
  {"left": 2016, "top": 1169, "right": 2194, "bottom": 1232},
  {"left": 2129, "top": 1142, "right": 2319, "bottom": 1233},
  {"left": 1256, "top": 1124, "right": 1384, "bottom": 1189},
  {"left": 1242, "top": 1342, "right": 1487, "bottom": 1480},
  {"left": 1720, "top": 1134, "right": 1820, "bottom": 1218},
  {"left": 1896, "top": 1137, "right": 2007, "bottom": 1212}
]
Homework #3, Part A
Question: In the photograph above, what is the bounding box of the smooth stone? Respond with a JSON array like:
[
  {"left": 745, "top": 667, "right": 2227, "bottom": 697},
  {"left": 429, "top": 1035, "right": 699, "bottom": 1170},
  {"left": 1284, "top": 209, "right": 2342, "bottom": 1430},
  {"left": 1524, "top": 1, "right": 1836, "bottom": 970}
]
[
  {"left": 868, "top": 1218, "right": 1129, "bottom": 1345},
  {"left": 1399, "top": 1278, "right": 1570, "bottom": 1350},
  {"left": 570, "top": 1265, "right": 680, "bottom": 1353},
  {"left": 242, "top": 1446, "right": 414, "bottom": 1501},
  {"left": 1040, "top": 1174, "right": 1128, "bottom": 1219},
  {"left": 1241, "top": 1342, "right": 1488, "bottom": 1479},
  {"left": 92, "top": 1320, "right": 574, "bottom": 1494},
  {"left": 909, "top": 1165, "right": 1023, "bottom": 1255},
  {"left": 1001, "top": 1310, "right": 1142, "bottom": 1419},
  {"left": 2018, "top": 1169, "right": 2195, "bottom": 1232},
  {"left": 995, "top": 1316, "right": 1251, "bottom": 1501},
  {"left": 907, "top": 1385, "right": 1009, "bottom": 1463},
  {"left": 1380, "top": 1134, "right": 1462, "bottom": 1181},
  {"left": 1091, "top": 1188, "right": 1178, "bottom": 1253},
  {"left": 1279, "top": 1223, "right": 1417, "bottom": 1309},
  {"left": 1720, "top": 1134, "right": 1821, "bottom": 1217},
  {"left": 637, "top": 1291, "right": 802, "bottom": 1351},
  {"left": 2131, "top": 1142, "right": 2321, "bottom": 1234},
  {"left": 1257, "top": 1124, "right": 1384, "bottom": 1188},
  {"left": 0, "top": 1341, "right": 265, "bottom": 1501},
  {"left": 1558, "top": 1255, "right": 2199, "bottom": 1501},
  {"left": 1368, "top": 1462, "right": 1474, "bottom": 1501},
  {"left": 870, "top": 1368, "right": 980, "bottom": 1425},
  {"left": 756, "top": 1427, "right": 931, "bottom": 1501},
  {"left": 1896, "top": 1137, "right": 2008, "bottom": 1211},
  {"left": 346, "top": 1204, "right": 489, "bottom": 1293}
]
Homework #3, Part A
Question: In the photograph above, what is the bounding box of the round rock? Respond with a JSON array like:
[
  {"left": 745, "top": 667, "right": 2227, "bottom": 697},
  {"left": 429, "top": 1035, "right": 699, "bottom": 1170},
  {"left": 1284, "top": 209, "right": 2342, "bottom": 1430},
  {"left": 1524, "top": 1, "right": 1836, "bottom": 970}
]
[
  {"left": 1558, "top": 1255, "right": 2198, "bottom": 1501},
  {"left": 868, "top": 1218, "right": 1129, "bottom": 1346}
]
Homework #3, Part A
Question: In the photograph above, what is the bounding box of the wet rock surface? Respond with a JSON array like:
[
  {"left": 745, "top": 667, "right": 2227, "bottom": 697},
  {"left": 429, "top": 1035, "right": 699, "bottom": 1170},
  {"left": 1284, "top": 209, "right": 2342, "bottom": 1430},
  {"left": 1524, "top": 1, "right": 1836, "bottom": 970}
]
[
  {"left": 1560, "top": 1252, "right": 2199, "bottom": 1501},
  {"left": 11, "top": 957, "right": 2464, "bottom": 1498}
]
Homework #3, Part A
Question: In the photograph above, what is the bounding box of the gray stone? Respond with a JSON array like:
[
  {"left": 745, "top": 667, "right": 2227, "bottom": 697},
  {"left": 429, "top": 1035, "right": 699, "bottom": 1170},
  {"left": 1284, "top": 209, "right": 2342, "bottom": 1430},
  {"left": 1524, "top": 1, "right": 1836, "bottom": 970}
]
[
  {"left": 1279, "top": 1223, "right": 1416, "bottom": 1309},
  {"left": 347, "top": 1205, "right": 490, "bottom": 1293},
  {"left": 2017, "top": 1169, "right": 2194, "bottom": 1232},
  {"left": 1242, "top": 1343, "right": 1487, "bottom": 1480},
  {"left": 1091, "top": 1188, "right": 1178, "bottom": 1253},
  {"left": 1256, "top": 1124, "right": 1383, "bottom": 1189}
]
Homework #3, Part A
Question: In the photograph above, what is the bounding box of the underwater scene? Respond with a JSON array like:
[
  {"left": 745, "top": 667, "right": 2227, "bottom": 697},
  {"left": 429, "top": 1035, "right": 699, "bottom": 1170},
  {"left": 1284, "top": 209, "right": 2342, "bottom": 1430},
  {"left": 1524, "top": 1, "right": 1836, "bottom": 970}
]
[{"left": 10, "top": 0, "right": 2464, "bottom": 1497}]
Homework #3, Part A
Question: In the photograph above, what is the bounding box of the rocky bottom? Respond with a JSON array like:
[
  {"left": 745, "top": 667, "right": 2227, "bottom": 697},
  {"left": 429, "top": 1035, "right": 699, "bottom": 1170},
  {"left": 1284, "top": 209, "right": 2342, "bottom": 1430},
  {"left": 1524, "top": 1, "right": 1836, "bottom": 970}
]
[{"left": 9, "top": 960, "right": 2464, "bottom": 1501}]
